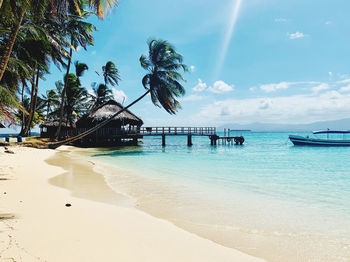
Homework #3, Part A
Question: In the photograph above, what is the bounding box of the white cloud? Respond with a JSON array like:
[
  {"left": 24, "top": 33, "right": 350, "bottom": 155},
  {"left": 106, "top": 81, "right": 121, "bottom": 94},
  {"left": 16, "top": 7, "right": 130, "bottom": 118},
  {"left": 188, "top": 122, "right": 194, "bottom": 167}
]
[
  {"left": 337, "top": 78, "right": 350, "bottom": 84},
  {"left": 190, "top": 65, "right": 196, "bottom": 72},
  {"left": 195, "top": 92, "right": 350, "bottom": 125},
  {"left": 287, "top": 31, "right": 306, "bottom": 39},
  {"left": 259, "top": 81, "right": 324, "bottom": 93},
  {"left": 76, "top": 46, "right": 82, "bottom": 52},
  {"left": 312, "top": 83, "right": 330, "bottom": 93},
  {"left": 275, "top": 18, "right": 287, "bottom": 22},
  {"left": 249, "top": 86, "right": 257, "bottom": 92},
  {"left": 339, "top": 84, "right": 350, "bottom": 93},
  {"left": 181, "top": 94, "right": 205, "bottom": 102},
  {"left": 192, "top": 79, "right": 207, "bottom": 92},
  {"left": 112, "top": 89, "right": 127, "bottom": 103},
  {"left": 208, "top": 80, "right": 234, "bottom": 93},
  {"left": 260, "top": 81, "right": 291, "bottom": 92},
  {"left": 325, "top": 21, "right": 332, "bottom": 25}
]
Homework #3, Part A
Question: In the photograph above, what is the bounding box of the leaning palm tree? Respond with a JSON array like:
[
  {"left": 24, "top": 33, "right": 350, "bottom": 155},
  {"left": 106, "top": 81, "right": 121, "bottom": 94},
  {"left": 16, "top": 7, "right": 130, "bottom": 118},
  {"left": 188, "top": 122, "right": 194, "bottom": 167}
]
[{"left": 48, "top": 38, "right": 188, "bottom": 149}]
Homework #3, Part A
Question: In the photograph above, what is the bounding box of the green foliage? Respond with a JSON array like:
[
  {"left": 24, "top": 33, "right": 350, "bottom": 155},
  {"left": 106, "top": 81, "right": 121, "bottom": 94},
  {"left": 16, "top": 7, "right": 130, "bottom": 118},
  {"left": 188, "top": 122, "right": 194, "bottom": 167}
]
[
  {"left": 102, "top": 61, "right": 120, "bottom": 86},
  {"left": 140, "top": 39, "right": 188, "bottom": 114},
  {"left": 90, "top": 82, "right": 114, "bottom": 109}
]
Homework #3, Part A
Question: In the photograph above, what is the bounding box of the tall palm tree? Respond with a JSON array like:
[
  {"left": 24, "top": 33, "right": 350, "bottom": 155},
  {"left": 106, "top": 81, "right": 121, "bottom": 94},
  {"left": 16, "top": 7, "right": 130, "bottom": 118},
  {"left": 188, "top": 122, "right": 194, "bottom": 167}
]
[
  {"left": 48, "top": 38, "right": 188, "bottom": 149},
  {"left": 102, "top": 61, "right": 120, "bottom": 86},
  {"left": 0, "top": 0, "right": 119, "bottom": 83},
  {"left": 56, "top": 60, "right": 88, "bottom": 136},
  {"left": 75, "top": 60, "right": 88, "bottom": 85},
  {"left": 40, "top": 89, "right": 61, "bottom": 119},
  {"left": 90, "top": 82, "right": 114, "bottom": 109},
  {"left": 56, "top": 13, "right": 96, "bottom": 138},
  {"left": 64, "top": 73, "right": 90, "bottom": 126}
]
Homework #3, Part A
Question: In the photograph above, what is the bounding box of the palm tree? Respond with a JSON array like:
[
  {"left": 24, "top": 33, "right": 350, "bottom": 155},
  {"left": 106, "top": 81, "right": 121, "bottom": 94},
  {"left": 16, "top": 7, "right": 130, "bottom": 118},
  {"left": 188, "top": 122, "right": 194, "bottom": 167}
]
[
  {"left": 48, "top": 38, "right": 188, "bottom": 149},
  {"left": 75, "top": 60, "right": 88, "bottom": 85},
  {"left": 40, "top": 89, "right": 61, "bottom": 119},
  {"left": 64, "top": 73, "right": 90, "bottom": 126},
  {"left": 0, "top": 0, "right": 119, "bottom": 83},
  {"left": 102, "top": 61, "right": 120, "bottom": 86},
  {"left": 56, "top": 13, "right": 96, "bottom": 138},
  {"left": 90, "top": 82, "right": 114, "bottom": 109},
  {"left": 56, "top": 60, "right": 88, "bottom": 136}
]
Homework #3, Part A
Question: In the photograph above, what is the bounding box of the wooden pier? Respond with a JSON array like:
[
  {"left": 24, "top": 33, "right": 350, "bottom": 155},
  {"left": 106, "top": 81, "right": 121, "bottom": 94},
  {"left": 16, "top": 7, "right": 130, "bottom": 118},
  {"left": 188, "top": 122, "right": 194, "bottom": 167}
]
[
  {"left": 72, "top": 126, "right": 246, "bottom": 147},
  {"left": 138, "top": 127, "right": 245, "bottom": 146}
]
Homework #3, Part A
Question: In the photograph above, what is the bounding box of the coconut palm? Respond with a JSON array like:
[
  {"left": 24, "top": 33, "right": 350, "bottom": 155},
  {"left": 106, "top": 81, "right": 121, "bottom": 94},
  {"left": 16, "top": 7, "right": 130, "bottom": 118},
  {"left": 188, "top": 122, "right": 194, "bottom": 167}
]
[
  {"left": 48, "top": 38, "right": 188, "bottom": 149},
  {"left": 0, "top": 0, "right": 118, "bottom": 83},
  {"left": 56, "top": 13, "right": 96, "bottom": 138},
  {"left": 102, "top": 61, "right": 120, "bottom": 86},
  {"left": 40, "top": 89, "right": 61, "bottom": 119},
  {"left": 64, "top": 73, "right": 90, "bottom": 126},
  {"left": 56, "top": 60, "right": 88, "bottom": 136},
  {"left": 90, "top": 82, "right": 114, "bottom": 110}
]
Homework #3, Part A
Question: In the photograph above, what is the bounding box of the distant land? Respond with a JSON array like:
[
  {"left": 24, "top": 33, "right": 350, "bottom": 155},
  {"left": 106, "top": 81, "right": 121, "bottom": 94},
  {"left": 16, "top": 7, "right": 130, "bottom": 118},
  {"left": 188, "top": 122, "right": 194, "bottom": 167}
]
[{"left": 219, "top": 118, "right": 350, "bottom": 132}]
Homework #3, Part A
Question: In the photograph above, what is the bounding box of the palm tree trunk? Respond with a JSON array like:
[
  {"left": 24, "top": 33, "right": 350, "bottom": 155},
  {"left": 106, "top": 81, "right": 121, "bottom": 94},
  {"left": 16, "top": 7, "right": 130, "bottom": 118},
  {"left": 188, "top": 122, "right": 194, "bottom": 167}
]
[
  {"left": 23, "top": 68, "right": 39, "bottom": 136},
  {"left": 20, "top": 70, "right": 35, "bottom": 136},
  {"left": 48, "top": 89, "right": 150, "bottom": 149},
  {"left": 0, "top": 7, "right": 25, "bottom": 82},
  {"left": 20, "top": 82, "right": 25, "bottom": 134},
  {"left": 47, "top": 101, "right": 50, "bottom": 119},
  {"left": 0, "top": 0, "right": 3, "bottom": 10},
  {"left": 56, "top": 45, "right": 73, "bottom": 138}
]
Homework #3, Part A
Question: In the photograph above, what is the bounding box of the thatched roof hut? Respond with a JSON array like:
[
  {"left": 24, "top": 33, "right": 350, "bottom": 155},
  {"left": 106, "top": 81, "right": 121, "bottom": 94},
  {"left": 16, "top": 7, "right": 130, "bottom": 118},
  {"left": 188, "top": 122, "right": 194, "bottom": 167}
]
[
  {"left": 40, "top": 120, "right": 75, "bottom": 139},
  {"left": 76, "top": 100, "right": 143, "bottom": 128}
]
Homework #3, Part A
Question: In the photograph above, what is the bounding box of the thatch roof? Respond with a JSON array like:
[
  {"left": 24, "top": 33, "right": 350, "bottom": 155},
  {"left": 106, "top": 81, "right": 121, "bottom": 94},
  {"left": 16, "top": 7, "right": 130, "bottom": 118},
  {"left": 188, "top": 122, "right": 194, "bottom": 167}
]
[
  {"left": 76, "top": 100, "right": 143, "bottom": 128},
  {"left": 0, "top": 122, "right": 5, "bottom": 128},
  {"left": 40, "top": 120, "right": 75, "bottom": 128}
]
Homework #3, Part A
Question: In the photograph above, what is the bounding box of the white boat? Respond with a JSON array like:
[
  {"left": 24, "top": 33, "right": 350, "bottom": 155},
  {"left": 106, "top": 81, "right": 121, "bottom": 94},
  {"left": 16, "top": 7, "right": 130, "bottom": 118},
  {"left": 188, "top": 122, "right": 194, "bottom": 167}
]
[{"left": 289, "top": 130, "right": 350, "bottom": 146}]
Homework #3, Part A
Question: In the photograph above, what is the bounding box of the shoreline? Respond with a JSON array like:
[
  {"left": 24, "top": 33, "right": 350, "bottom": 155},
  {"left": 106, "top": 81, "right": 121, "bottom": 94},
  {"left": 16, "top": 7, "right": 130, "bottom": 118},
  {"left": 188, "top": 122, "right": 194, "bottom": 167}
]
[{"left": 0, "top": 146, "right": 264, "bottom": 262}]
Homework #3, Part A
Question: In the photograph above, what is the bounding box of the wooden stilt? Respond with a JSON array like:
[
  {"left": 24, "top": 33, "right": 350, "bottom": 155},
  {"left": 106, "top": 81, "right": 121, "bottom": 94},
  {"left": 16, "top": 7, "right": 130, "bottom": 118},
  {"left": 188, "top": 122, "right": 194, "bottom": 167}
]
[{"left": 162, "top": 134, "right": 166, "bottom": 147}]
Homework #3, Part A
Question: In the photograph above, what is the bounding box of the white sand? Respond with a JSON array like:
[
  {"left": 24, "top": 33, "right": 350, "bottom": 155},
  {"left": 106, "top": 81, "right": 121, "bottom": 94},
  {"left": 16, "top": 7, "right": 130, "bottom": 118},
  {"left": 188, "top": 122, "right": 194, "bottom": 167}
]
[{"left": 0, "top": 146, "right": 265, "bottom": 262}]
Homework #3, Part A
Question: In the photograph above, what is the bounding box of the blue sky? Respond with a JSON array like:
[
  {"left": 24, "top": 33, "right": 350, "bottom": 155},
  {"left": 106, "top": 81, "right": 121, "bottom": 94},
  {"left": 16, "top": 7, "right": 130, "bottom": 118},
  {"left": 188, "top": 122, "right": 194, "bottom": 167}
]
[{"left": 6, "top": 0, "right": 350, "bottom": 132}]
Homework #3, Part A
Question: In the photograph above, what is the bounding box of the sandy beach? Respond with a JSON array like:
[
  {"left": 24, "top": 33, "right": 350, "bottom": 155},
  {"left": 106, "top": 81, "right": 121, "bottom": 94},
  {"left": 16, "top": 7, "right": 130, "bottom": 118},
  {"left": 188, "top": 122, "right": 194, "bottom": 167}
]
[{"left": 0, "top": 146, "right": 264, "bottom": 262}]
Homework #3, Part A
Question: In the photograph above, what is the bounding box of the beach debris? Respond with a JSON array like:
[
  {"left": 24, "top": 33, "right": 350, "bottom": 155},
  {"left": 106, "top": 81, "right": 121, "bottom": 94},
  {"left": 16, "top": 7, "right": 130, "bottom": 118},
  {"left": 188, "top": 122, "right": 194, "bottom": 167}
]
[
  {"left": 65, "top": 203, "right": 72, "bottom": 207},
  {"left": 4, "top": 148, "right": 14, "bottom": 154},
  {"left": 3, "top": 192, "right": 6, "bottom": 194}
]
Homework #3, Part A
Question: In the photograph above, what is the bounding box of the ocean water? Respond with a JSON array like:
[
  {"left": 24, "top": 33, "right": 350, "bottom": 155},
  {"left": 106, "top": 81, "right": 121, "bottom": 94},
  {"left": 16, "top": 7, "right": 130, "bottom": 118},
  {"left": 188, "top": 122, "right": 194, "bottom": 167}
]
[{"left": 88, "top": 132, "right": 350, "bottom": 261}]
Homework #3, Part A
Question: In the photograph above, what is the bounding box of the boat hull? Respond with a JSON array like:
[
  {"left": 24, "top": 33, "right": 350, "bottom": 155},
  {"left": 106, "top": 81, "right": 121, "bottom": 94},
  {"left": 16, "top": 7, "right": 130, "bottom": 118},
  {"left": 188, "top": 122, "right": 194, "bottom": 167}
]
[{"left": 289, "top": 135, "right": 350, "bottom": 146}]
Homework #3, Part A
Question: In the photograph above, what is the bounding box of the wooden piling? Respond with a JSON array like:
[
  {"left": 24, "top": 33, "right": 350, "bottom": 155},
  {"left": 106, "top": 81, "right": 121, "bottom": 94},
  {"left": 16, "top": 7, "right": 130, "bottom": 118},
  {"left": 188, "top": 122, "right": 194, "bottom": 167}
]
[
  {"left": 162, "top": 134, "right": 166, "bottom": 147},
  {"left": 187, "top": 135, "right": 193, "bottom": 146}
]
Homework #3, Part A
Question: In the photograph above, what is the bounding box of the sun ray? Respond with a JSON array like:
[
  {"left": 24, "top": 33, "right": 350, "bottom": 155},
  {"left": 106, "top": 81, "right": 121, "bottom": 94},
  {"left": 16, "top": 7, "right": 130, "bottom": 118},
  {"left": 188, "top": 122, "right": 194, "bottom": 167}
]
[{"left": 213, "top": 0, "right": 243, "bottom": 81}]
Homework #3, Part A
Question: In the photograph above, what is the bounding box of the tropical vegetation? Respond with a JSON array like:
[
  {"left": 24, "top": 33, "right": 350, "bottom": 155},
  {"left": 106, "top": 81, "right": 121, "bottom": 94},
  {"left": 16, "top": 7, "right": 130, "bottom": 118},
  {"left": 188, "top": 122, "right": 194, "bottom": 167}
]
[
  {"left": 0, "top": 0, "right": 118, "bottom": 129},
  {"left": 48, "top": 38, "right": 188, "bottom": 148},
  {"left": 0, "top": 0, "right": 188, "bottom": 149}
]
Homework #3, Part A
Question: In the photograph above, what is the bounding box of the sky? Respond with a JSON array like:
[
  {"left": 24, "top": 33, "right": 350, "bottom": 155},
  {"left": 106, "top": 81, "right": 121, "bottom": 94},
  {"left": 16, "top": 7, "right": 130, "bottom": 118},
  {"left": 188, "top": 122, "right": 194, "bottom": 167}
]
[{"left": 5, "top": 0, "right": 350, "bottom": 132}]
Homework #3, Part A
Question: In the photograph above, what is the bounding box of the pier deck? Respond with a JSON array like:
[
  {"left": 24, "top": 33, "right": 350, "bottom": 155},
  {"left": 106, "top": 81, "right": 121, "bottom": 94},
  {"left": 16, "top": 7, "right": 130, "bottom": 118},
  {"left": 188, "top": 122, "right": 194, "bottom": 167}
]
[{"left": 75, "top": 127, "right": 245, "bottom": 146}]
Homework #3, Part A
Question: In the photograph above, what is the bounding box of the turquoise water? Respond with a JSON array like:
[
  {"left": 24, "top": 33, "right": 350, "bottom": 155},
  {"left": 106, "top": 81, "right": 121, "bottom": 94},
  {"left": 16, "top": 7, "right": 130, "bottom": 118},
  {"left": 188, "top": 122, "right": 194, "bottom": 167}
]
[{"left": 90, "top": 132, "right": 350, "bottom": 261}]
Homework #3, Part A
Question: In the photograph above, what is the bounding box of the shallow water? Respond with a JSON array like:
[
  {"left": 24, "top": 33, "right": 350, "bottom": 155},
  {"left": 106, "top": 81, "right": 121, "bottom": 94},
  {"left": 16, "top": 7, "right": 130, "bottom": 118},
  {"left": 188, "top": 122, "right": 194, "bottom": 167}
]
[{"left": 88, "top": 132, "right": 350, "bottom": 261}]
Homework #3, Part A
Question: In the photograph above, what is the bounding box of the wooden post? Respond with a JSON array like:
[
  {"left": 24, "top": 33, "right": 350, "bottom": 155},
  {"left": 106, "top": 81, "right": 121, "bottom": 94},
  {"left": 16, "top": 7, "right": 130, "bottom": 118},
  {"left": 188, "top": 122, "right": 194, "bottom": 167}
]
[
  {"left": 187, "top": 135, "right": 192, "bottom": 146},
  {"left": 162, "top": 134, "right": 166, "bottom": 147}
]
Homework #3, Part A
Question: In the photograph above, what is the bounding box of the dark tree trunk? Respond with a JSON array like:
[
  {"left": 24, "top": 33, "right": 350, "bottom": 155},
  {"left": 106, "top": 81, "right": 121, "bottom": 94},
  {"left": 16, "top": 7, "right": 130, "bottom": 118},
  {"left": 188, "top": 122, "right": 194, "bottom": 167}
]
[
  {"left": 23, "top": 68, "right": 40, "bottom": 136},
  {"left": 19, "top": 82, "right": 25, "bottom": 135},
  {"left": 0, "top": 7, "right": 25, "bottom": 82},
  {"left": 56, "top": 43, "right": 73, "bottom": 139}
]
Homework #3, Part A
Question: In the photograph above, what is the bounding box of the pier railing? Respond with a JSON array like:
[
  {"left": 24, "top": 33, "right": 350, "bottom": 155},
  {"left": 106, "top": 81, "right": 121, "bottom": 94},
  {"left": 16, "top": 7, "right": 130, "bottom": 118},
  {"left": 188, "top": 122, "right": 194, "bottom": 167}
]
[{"left": 139, "top": 127, "right": 216, "bottom": 136}]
